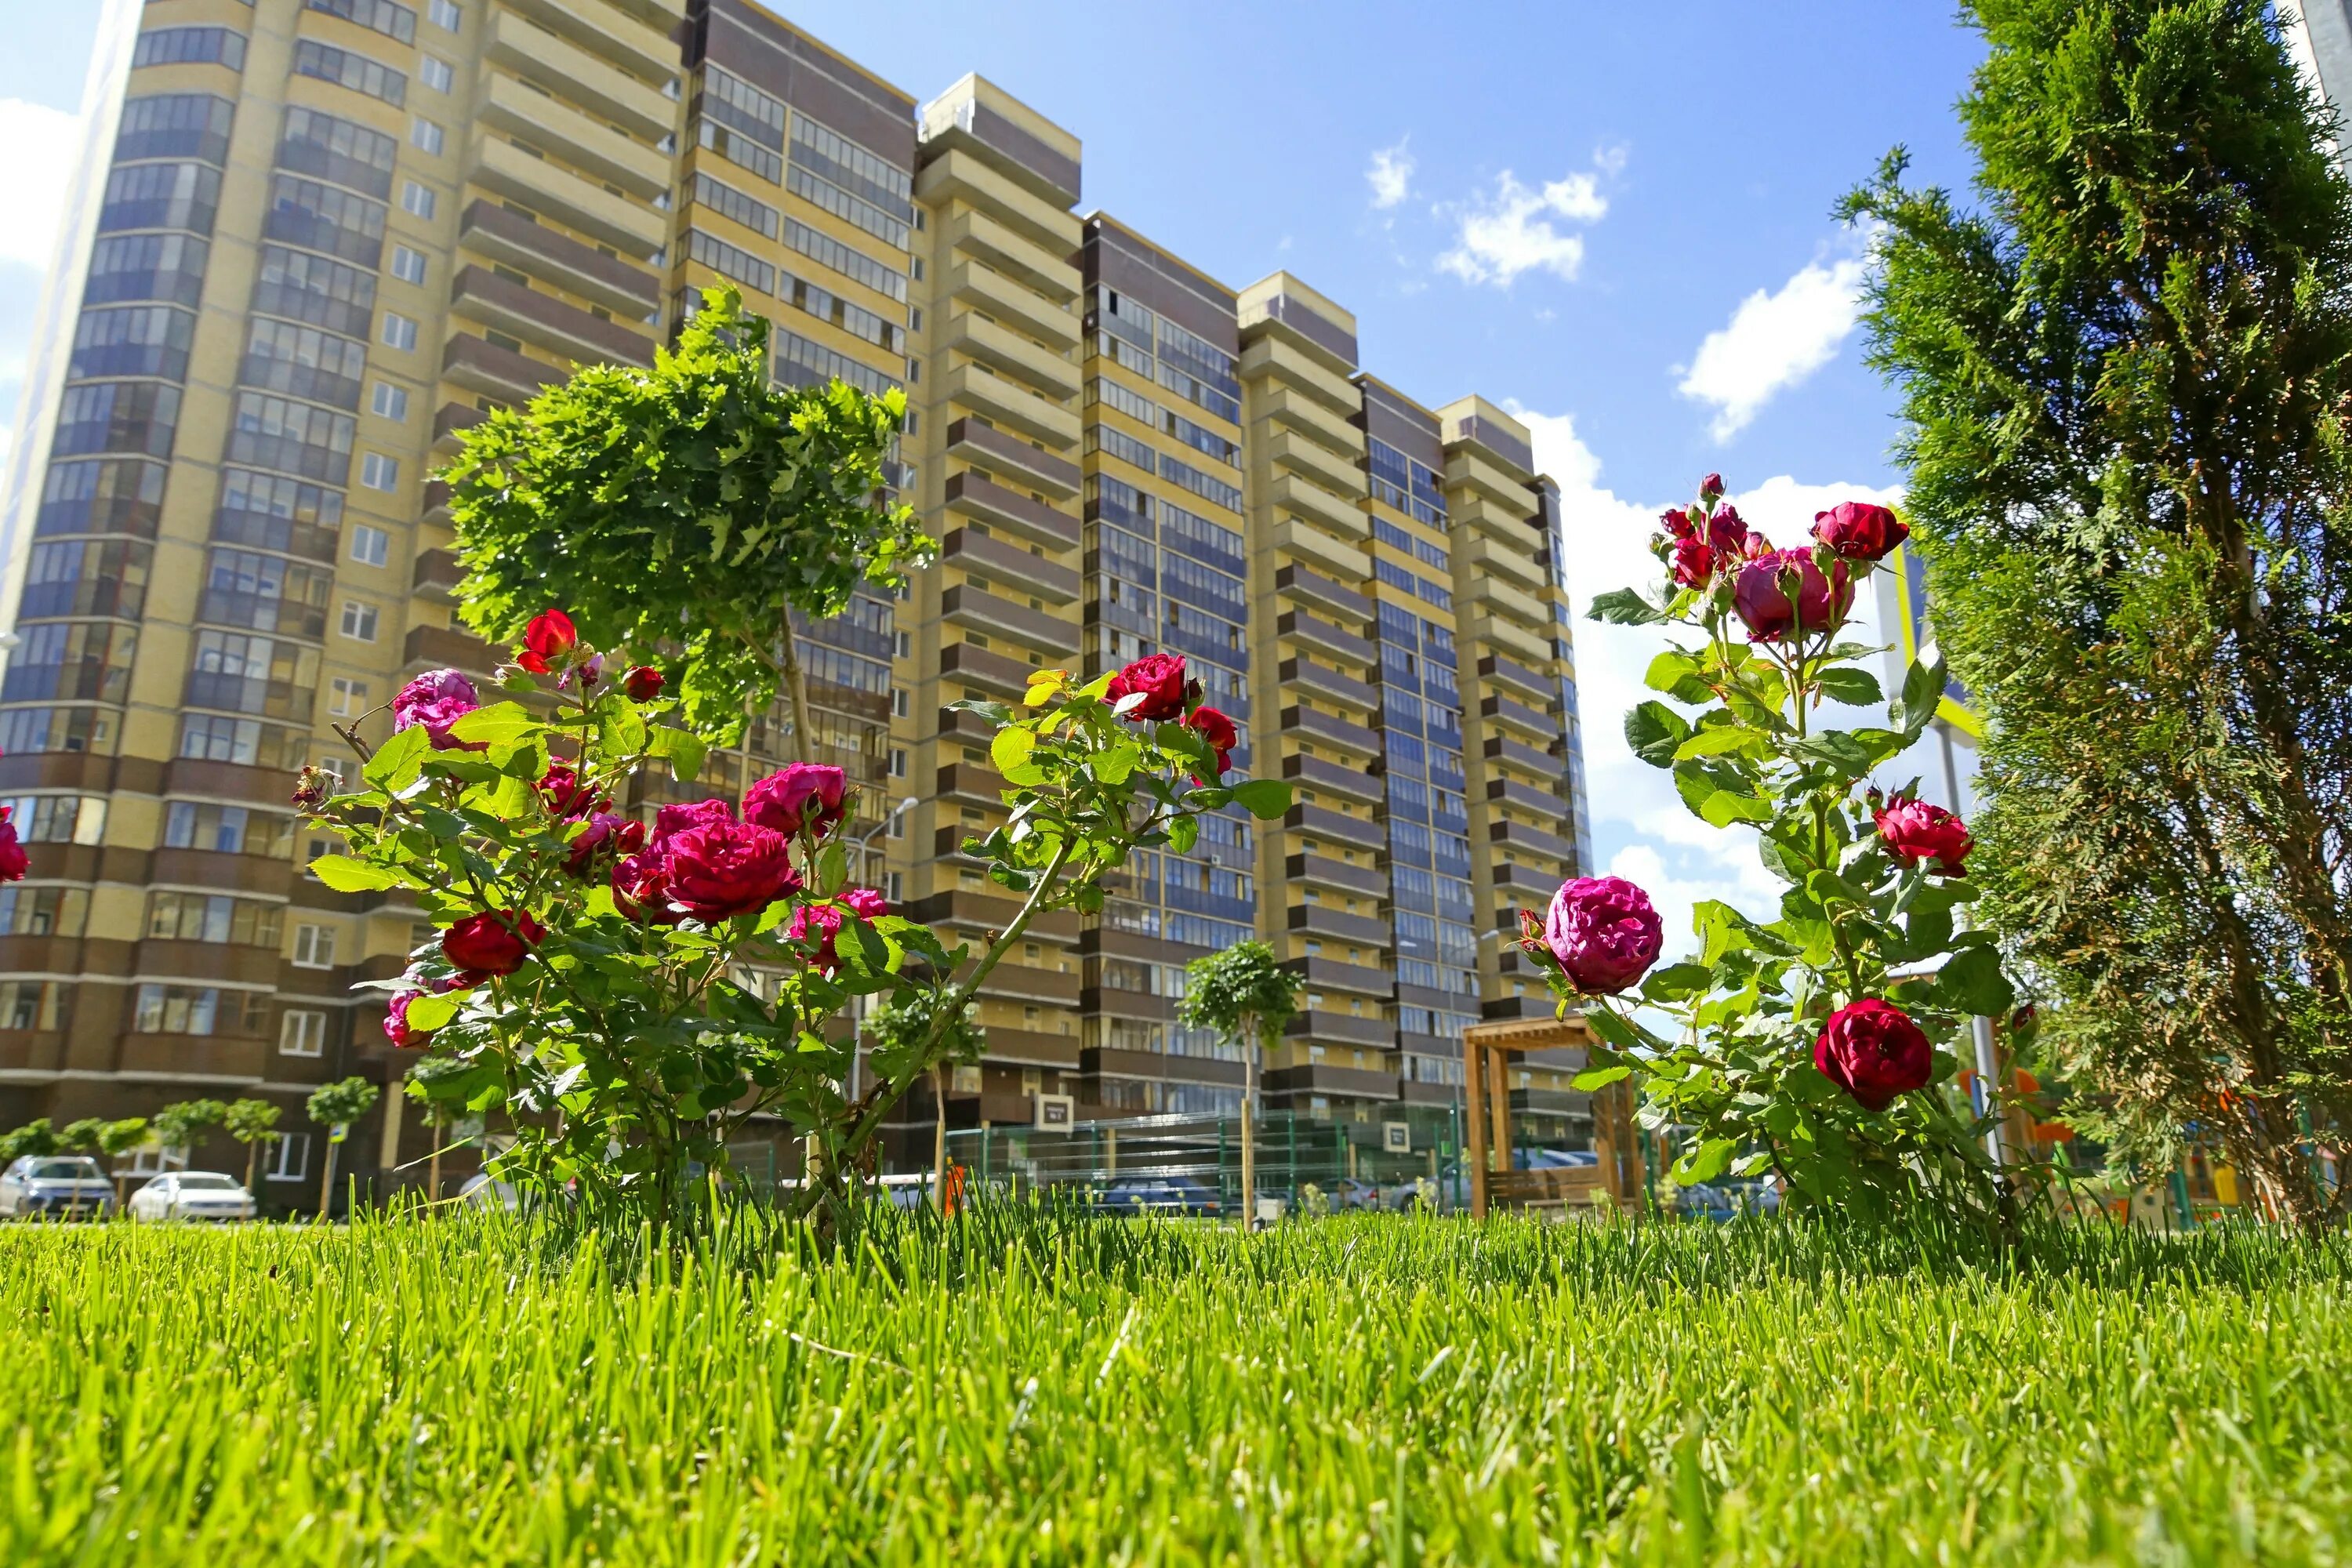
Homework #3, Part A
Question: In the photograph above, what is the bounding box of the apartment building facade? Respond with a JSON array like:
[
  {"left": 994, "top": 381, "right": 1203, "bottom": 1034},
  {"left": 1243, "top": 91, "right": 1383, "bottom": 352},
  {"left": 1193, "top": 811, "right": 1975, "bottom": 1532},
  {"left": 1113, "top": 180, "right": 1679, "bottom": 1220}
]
[{"left": 0, "top": 0, "right": 1592, "bottom": 1192}]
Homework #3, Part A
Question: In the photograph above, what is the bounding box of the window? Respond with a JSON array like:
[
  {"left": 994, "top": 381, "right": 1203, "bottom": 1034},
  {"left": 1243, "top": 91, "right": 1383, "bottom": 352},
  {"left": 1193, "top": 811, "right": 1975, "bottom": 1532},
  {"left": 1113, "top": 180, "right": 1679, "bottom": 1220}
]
[
  {"left": 145, "top": 892, "right": 281, "bottom": 948},
  {"left": 0, "top": 981, "right": 64, "bottom": 1032},
  {"left": 419, "top": 55, "right": 452, "bottom": 93},
  {"left": 292, "top": 923, "right": 337, "bottom": 968},
  {"left": 389, "top": 244, "right": 427, "bottom": 285},
  {"left": 0, "top": 796, "right": 106, "bottom": 845},
  {"left": 267, "top": 1132, "right": 310, "bottom": 1182},
  {"left": 134, "top": 983, "right": 266, "bottom": 1037},
  {"left": 400, "top": 180, "right": 437, "bottom": 220},
  {"left": 890, "top": 687, "right": 909, "bottom": 718},
  {"left": 887, "top": 872, "right": 903, "bottom": 902},
  {"left": 292, "top": 40, "right": 406, "bottom": 107},
  {"left": 339, "top": 600, "right": 379, "bottom": 641},
  {"left": 350, "top": 524, "right": 390, "bottom": 566},
  {"left": 165, "top": 801, "right": 294, "bottom": 858},
  {"left": 428, "top": 0, "right": 460, "bottom": 27},
  {"left": 280, "top": 1008, "right": 326, "bottom": 1056},
  {"left": 888, "top": 748, "right": 906, "bottom": 780},
  {"left": 307, "top": 0, "right": 417, "bottom": 45},
  {"left": 329, "top": 677, "right": 368, "bottom": 716},
  {"left": 380, "top": 312, "right": 417, "bottom": 350},
  {"left": 134, "top": 27, "right": 249, "bottom": 71},
  {"left": 360, "top": 452, "right": 399, "bottom": 491},
  {"left": 409, "top": 117, "right": 444, "bottom": 155},
  {"left": 369, "top": 382, "right": 408, "bottom": 422}
]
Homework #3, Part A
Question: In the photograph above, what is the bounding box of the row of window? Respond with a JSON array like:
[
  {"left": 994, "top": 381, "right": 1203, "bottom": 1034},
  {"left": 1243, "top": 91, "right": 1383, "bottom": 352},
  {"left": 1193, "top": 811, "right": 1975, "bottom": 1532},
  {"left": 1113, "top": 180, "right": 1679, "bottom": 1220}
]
[
  {"left": 1372, "top": 515, "right": 1450, "bottom": 574},
  {"left": 1374, "top": 557, "right": 1453, "bottom": 614}
]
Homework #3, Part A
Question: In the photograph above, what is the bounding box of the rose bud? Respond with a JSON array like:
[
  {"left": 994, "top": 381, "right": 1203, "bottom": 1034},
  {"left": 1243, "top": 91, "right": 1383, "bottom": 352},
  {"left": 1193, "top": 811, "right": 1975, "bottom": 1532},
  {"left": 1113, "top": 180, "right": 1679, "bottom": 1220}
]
[
  {"left": 1873, "top": 794, "right": 1972, "bottom": 876},
  {"left": 744, "top": 763, "right": 849, "bottom": 840},
  {"left": 383, "top": 990, "right": 430, "bottom": 1049},
  {"left": 1814, "top": 998, "right": 1934, "bottom": 1110},
  {"left": 1738, "top": 532, "right": 1777, "bottom": 562},
  {"left": 662, "top": 820, "right": 800, "bottom": 921},
  {"left": 1659, "top": 506, "right": 1699, "bottom": 543},
  {"left": 622, "top": 665, "right": 664, "bottom": 702},
  {"left": 392, "top": 669, "right": 485, "bottom": 751},
  {"left": 562, "top": 811, "right": 644, "bottom": 878},
  {"left": 516, "top": 608, "right": 579, "bottom": 674},
  {"left": 441, "top": 909, "right": 544, "bottom": 976},
  {"left": 1107, "top": 652, "right": 1188, "bottom": 720},
  {"left": 1699, "top": 472, "right": 1724, "bottom": 502},
  {"left": 1811, "top": 500, "right": 1908, "bottom": 562},
  {"left": 651, "top": 797, "right": 735, "bottom": 849},
  {"left": 1704, "top": 503, "right": 1748, "bottom": 554},
  {"left": 1184, "top": 704, "right": 1239, "bottom": 779},
  {"left": 537, "top": 762, "right": 604, "bottom": 820},
  {"left": 291, "top": 766, "right": 332, "bottom": 815},
  {"left": 1732, "top": 549, "right": 1852, "bottom": 642},
  {"left": 612, "top": 850, "right": 679, "bottom": 924},
  {"left": 1669, "top": 537, "right": 1715, "bottom": 589},
  {"left": 1542, "top": 876, "right": 1664, "bottom": 996}
]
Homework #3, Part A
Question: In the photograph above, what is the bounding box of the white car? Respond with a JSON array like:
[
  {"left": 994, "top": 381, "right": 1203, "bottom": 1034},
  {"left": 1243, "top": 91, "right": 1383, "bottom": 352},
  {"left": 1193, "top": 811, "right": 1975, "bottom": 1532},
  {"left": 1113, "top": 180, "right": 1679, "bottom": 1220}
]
[
  {"left": 129, "top": 1171, "right": 256, "bottom": 1223},
  {"left": 0, "top": 1155, "right": 114, "bottom": 1218}
]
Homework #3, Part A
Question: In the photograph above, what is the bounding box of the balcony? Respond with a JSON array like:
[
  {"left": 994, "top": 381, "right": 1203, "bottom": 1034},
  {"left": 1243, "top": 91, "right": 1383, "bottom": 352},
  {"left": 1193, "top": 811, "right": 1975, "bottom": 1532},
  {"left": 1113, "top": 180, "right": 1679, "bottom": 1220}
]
[
  {"left": 1279, "top": 657, "right": 1375, "bottom": 711},
  {"left": 1269, "top": 471, "right": 1368, "bottom": 539},
  {"left": 942, "top": 528, "right": 1078, "bottom": 602},
  {"left": 904, "top": 888, "right": 1080, "bottom": 944},
  {"left": 1444, "top": 445, "right": 1533, "bottom": 510},
  {"left": 932, "top": 825, "right": 989, "bottom": 863},
  {"left": 1276, "top": 609, "right": 1371, "bottom": 664},
  {"left": 1490, "top": 861, "right": 1562, "bottom": 901},
  {"left": 412, "top": 549, "right": 463, "bottom": 601},
  {"left": 433, "top": 401, "right": 488, "bottom": 454},
  {"left": 916, "top": 147, "right": 1084, "bottom": 257},
  {"left": 468, "top": 133, "right": 665, "bottom": 259},
  {"left": 451, "top": 267, "right": 654, "bottom": 369},
  {"left": 1284, "top": 854, "right": 1387, "bottom": 898},
  {"left": 132, "top": 940, "right": 281, "bottom": 989},
  {"left": 1486, "top": 775, "right": 1567, "bottom": 815},
  {"left": 1273, "top": 564, "right": 1373, "bottom": 623},
  {"left": 978, "top": 1026, "right": 1083, "bottom": 1069},
  {"left": 1283, "top": 804, "right": 1384, "bottom": 851},
  {"left": 1479, "top": 692, "right": 1559, "bottom": 743},
  {"left": 943, "top": 470, "right": 1080, "bottom": 551},
  {"left": 1465, "top": 571, "right": 1550, "bottom": 630},
  {"left": 943, "top": 260, "right": 1082, "bottom": 357},
  {"left": 1464, "top": 531, "right": 1548, "bottom": 592},
  {"left": 1482, "top": 994, "right": 1558, "bottom": 1022},
  {"left": 981, "top": 964, "right": 1082, "bottom": 1007},
  {"left": 477, "top": 72, "right": 670, "bottom": 200},
  {"left": 1453, "top": 488, "right": 1542, "bottom": 545},
  {"left": 1490, "top": 819, "right": 1577, "bottom": 865},
  {"left": 1476, "top": 652, "right": 1555, "bottom": 706},
  {"left": 946, "top": 310, "right": 1081, "bottom": 400},
  {"left": 942, "top": 359, "right": 1080, "bottom": 449},
  {"left": 1464, "top": 608, "right": 1552, "bottom": 668},
  {"left": 151, "top": 847, "right": 292, "bottom": 898},
  {"left": 1240, "top": 334, "right": 1359, "bottom": 413},
  {"left": 1287, "top": 902, "right": 1391, "bottom": 947},
  {"left": 1483, "top": 733, "right": 1561, "bottom": 779},
  {"left": 1272, "top": 518, "right": 1370, "bottom": 583},
  {"left": 1283, "top": 752, "right": 1381, "bottom": 806},
  {"left": 1265, "top": 428, "right": 1365, "bottom": 500},
  {"left": 1283, "top": 1007, "right": 1396, "bottom": 1048},
  {"left": 490, "top": 1, "right": 678, "bottom": 120},
  {"left": 161, "top": 757, "right": 298, "bottom": 806},
  {"left": 404, "top": 622, "right": 495, "bottom": 674},
  {"left": 114, "top": 1033, "right": 270, "bottom": 1081},
  {"left": 442, "top": 333, "right": 563, "bottom": 404},
  {"left": 936, "top": 760, "right": 1008, "bottom": 806},
  {"left": 938, "top": 640, "right": 1037, "bottom": 699},
  {"left": 1258, "top": 384, "right": 1365, "bottom": 459},
  {"left": 1081, "top": 1046, "right": 1246, "bottom": 1090},
  {"left": 1278, "top": 704, "right": 1379, "bottom": 757},
  {"left": 942, "top": 584, "right": 1079, "bottom": 655},
  {"left": 946, "top": 207, "right": 1083, "bottom": 307},
  {"left": 1264, "top": 1062, "right": 1403, "bottom": 1104},
  {"left": 1277, "top": 954, "right": 1394, "bottom": 998},
  {"left": 457, "top": 200, "right": 659, "bottom": 318},
  {"left": 945, "top": 417, "right": 1080, "bottom": 499}
]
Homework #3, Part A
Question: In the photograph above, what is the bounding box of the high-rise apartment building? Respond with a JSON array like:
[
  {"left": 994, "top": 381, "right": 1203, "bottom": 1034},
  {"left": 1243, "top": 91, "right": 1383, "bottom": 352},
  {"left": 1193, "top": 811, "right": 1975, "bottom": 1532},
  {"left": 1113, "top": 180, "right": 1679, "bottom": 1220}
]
[{"left": 0, "top": 0, "right": 1592, "bottom": 1192}]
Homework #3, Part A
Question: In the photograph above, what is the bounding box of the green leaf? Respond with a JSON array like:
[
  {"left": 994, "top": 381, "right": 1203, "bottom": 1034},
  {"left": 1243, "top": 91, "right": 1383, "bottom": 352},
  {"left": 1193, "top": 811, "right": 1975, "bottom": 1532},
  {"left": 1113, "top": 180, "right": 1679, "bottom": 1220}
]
[
  {"left": 1932, "top": 944, "right": 2016, "bottom": 1016},
  {"left": 1588, "top": 587, "right": 1666, "bottom": 626},
  {"left": 1572, "top": 1064, "right": 1632, "bottom": 1091},
  {"left": 1673, "top": 1138, "right": 1737, "bottom": 1185},
  {"left": 401, "top": 993, "right": 459, "bottom": 1033},
  {"left": 1694, "top": 901, "right": 1755, "bottom": 967},
  {"left": 1642, "top": 651, "right": 1713, "bottom": 703},
  {"left": 447, "top": 702, "right": 538, "bottom": 750},
  {"left": 1229, "top": 779, "right": 1292, "bottom": 820},
  {"left": 307, "top": 854, "right": 402, "bottom": 892},
  {"left": 1788, "top": 731, "right": 1878, "bottom": 777},
  {"left": 1639, "top": 961, "right": 1712, "bottom": 1003},
  {"left": 990, "top": 725, "right": 1036, "bottom": 776},
  {"left": 648, "top": 726, "right": 706, "bottom": 783},
  {"left": 362, "top": 724, "right": 430, "bottom": 791},
  {"left": 1672, "top": 726, "right": 1754, "bottom": 761},
  {"left": 1891, "top": 643, "right": 1947, "bottom": 735},
  {"left": 815, "top": 841, "right": 848, "bottom": 898},
  {"left": 1626, "top": 702, "right": 1693, "bottom": 768},
  {"left": 1700, "top": 789, "right": 1774, "bottom": 829},
  {"left": 1813, "top": 666, "right": 1883, "bottom": 706}
]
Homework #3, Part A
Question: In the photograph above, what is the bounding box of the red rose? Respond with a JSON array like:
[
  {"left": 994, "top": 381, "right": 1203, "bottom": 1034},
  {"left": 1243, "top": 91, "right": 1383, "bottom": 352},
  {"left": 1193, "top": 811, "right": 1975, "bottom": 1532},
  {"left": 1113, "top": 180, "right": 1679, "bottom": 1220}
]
[
  {"left": 612, "top": 851, "right": 677, "bottom": 924},
  {"left": 1185, "top": 704, "right": 1238, "bottom": 778},
  {"left": 1661, "top": 506, "right": 1700, "bottom": 543},
  {"left": 1669, "top": 537, "right": 1715, "bottom": 589},
  {"left": 622, "top": 665, "right": 664, "bottom": 702},
  {"left": 1737, "top": 531, "right": 1777, "bottom": 562},
  {"left": 1699, "top": 472, "right": 1724, "bottom": 502},
  {"left": 442, "top": 909, "right": 543, "bottom": 976},
  {"left": 392, "top": 669, "right": 484, "bottom": 751},
  {"left": 788, "top": 887, "right": 887, "bottom": 972},
  {"left": 1108, "top": 653, "right": 1188, "bottom": 720},
  {"left": 1873, "top": 794, "right": 1971, "bottom": 876},
  {"left": 744, "top": 763, "right": 848, "bottom": 839},
  {"left": 652, "top": 797, "right": 735, "bottom": 848},
  {"left": 517, "top": 608, "right": 578, "bottom": 674},
  {"left": 538, "top": 762, "right": 604, "bottom": 820},
  {"left": 1811, "top": 501, "right": 1908, "bottom": 562},
  {"left": 1704, "top": 503, "right": 1748, "bottom": 554},
  {"left": 1542, "top": 876, "right": 1663, "bottom": 995},
  {"left": 662, "top": 820, "right": 798, "bottom": 921},
  {"left": 0, "top": 808, "right": 27, "bottom": 884},
  {"left": 564, "top": 812, "right": 644, "bottom": 878},
  {"left": 1732, "top": 548, "right": 1852, "bottom": 642},
  {"left": 1815, "top": 998, "right": 1933, "bottom": 1111}
]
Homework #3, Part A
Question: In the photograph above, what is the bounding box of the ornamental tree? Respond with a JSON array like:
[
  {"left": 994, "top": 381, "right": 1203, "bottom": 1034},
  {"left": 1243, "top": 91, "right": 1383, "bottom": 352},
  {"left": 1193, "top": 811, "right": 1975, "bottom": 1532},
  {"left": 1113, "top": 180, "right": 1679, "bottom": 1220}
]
[
  {"left": 1546, "top": 476, "right": 2024, "bottom": 1221},
  {"left": 443, "top": 286, "right": 931, "bottom": 756},
  {"left": 222, "top": 1098, "right": 281, "bottom": 1195},
  {"left": 305, "top": 1077, "right": 379, "bottom": 1222},
  {"left": 303, "top": 617, "right": 1286, "bottom": 1232},
  {"left": 1178, "top": 940, "right": 1302, "bottom": 1221}
]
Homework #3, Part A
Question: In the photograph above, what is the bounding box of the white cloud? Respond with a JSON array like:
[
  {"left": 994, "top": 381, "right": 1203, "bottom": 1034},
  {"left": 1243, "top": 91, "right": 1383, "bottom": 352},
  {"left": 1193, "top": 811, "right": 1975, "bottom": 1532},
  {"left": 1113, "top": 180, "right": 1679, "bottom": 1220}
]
[
  {"left": 0, "top": 99, "right": 82, "bottom": 274},
  {"left": 1511, "top": 404, "right": 1901, "bottom": 959},
  {"left": 1676, "top": 247, "right": 1869, "bottom": 441},
  {"left": 1366, "top": 139, "right": 1414, "bottom": 210},
  {"left": 1436, "top": 154, "right": 1619, "bottom": 287}
]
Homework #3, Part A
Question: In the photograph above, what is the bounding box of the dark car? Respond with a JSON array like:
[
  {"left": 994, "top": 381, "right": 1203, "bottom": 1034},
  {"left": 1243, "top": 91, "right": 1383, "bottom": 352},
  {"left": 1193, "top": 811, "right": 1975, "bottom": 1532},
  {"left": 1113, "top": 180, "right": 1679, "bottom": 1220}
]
[{"left": 1093, "top": 1175, "right": 1221, "bottom": 1217}]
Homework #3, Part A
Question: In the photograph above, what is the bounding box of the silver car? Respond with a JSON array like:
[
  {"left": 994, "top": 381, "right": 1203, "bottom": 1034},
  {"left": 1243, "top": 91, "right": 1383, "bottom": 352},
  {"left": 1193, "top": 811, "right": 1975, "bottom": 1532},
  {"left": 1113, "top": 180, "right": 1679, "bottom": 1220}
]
[
  {"left": 128, "top": 1171, "right": 256, "bottom": 1223},
  {"left": 0, "top": 1155, "right": 114, "bottom": 1218}
]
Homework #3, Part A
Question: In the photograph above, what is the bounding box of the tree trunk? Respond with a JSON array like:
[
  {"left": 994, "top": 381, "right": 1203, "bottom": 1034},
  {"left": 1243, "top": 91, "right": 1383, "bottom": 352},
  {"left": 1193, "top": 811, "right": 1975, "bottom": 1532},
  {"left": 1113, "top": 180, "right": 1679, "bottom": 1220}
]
[
  {"left": 243, "top": 1142, "right": 257, "bottom": 1196},
  {"left": 931, "top": 1065, "right": 947, "bottom": 1210},
  {"left": 1239, "top": 1032, "right": 1259, "bottom": 1231},
  {"left": 317, "top": 1136, "right": 339, "bottom": 1223},
  {"left": 427, "top": 1137, "right": 442, "bottom": 1208},
  {"left": 775, "top": 624, "right": 813, "bottom": 766}
]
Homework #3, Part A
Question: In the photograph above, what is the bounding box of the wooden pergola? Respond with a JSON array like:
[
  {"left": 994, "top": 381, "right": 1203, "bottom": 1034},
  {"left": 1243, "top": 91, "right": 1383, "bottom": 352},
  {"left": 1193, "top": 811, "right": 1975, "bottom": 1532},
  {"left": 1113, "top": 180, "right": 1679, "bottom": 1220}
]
[{"left": 1462, "top": 1014, "right": 1643, "bottom": 1218}]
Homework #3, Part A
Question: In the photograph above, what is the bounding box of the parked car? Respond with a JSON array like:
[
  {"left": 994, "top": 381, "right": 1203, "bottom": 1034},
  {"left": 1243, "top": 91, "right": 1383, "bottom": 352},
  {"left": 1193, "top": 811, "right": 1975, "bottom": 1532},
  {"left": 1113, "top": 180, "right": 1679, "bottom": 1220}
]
[
  {"left": 1092, "top": 1174, "right": 1221, "bottom": 1217},
  {"left": 129, "top": 1171, "right": 256, "bottom": 1223},
  {"left": 0, "top": 1155, "right": 114, "bottom": 1218},
  {"left": 1325, "top": 1177, "right": 1384, "bottom": 1212},
  {"left": 458, "top": 1173, "right": 520, "bottom": 1211}
]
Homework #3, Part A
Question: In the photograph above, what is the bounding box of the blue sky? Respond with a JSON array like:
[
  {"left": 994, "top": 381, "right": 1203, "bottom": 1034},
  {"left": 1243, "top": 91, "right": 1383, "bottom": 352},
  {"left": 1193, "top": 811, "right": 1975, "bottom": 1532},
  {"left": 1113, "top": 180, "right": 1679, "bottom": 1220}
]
[{"left": 0, "top": 1, "right": 1991, "bottom": 951}]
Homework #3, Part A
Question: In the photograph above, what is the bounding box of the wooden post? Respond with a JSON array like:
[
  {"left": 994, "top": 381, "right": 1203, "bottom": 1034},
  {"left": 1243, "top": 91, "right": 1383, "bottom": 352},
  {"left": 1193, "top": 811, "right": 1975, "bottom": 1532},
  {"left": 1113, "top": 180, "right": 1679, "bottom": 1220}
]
[
  {"left": 1488, "top": 1045, "right": 1512, "bottom": 1180},
  {"left": 1464, "top": 1025, "right": 1489, "bottom": 1218},
  {"left": 1238, "top": 1035, "right": 1258, "bottom": 1229}
]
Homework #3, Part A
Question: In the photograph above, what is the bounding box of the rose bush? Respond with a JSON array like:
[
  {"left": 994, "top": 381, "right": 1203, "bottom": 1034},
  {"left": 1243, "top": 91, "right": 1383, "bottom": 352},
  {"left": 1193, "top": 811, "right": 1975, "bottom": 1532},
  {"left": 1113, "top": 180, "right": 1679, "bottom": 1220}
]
[
  {"left": 1533, "top": 475, "right": 2027, "bottom": 1221},
  {"left": 301, "top": 624, "right": 1289, "bottom": 1229}
]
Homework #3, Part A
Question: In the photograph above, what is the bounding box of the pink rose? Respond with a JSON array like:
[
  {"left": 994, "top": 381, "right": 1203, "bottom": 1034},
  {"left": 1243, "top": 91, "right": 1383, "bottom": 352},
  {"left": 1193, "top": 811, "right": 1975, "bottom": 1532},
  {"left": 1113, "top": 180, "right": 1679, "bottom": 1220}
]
[
  {"left": 1732, "top": 549, "right": 1853, "bottom": 642},
  {"left": 1815, "top": 999, "right": 1933, "bottom": 1111},
  {"left": 662, "top": 820, "right": 798, "bottom": 922},
  {"left": 744, "top": 763, "right": 848, "bottom": 839},
  {"left": 1541, "top": 876, "right": 1664, "bottom": 996},
  {"left": 1874, "top": 794, "right": 1972, "bottom": 876},
  {"left": 1811, "top": 501, "right": 1908, "bottom": 562},
  {"left": 0, "top": 808, "right": 27, "bottom": 883},
  {"left": 392, "top": 669, "right": 483, "bottom": 751},
  {"left": 442, "top": 909, "right": 543, "bottom": 976}
]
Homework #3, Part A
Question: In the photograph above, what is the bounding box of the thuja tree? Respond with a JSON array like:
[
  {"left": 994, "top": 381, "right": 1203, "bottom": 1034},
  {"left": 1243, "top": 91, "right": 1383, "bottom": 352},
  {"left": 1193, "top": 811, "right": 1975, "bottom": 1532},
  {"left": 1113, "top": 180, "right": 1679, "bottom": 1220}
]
[
  {"left": 303, "top": 618, "right": 1283, "bottom": 1229},
  {"left": 1543, "top": 478, "right": 2022, "bottom": 1220},
  {"left": 443, "top": 286, "right": 930, "bottom": 756},
  {"left": 1844, "top": 0, "right": 2352, "bottom": 1229}
]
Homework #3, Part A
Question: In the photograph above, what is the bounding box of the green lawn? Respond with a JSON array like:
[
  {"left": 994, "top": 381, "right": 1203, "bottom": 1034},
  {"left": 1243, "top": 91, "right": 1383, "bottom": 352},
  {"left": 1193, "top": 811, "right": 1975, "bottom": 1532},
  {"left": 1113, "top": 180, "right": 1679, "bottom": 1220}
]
[{"left": 2, "top": 1210, "right": 2347, "bottom": 1565}]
